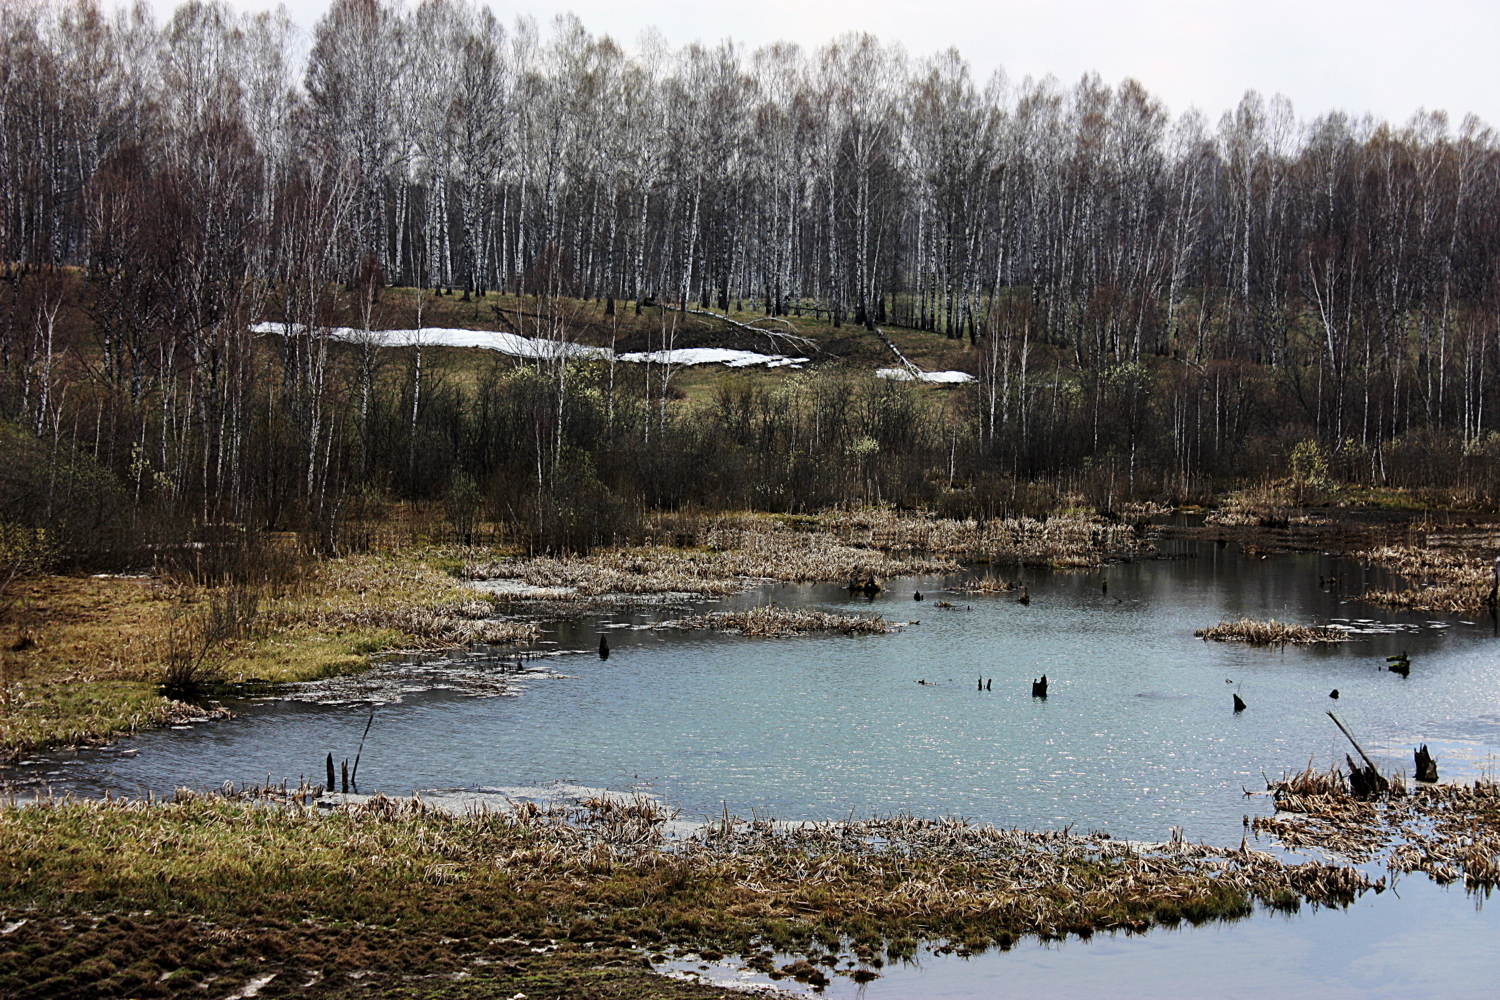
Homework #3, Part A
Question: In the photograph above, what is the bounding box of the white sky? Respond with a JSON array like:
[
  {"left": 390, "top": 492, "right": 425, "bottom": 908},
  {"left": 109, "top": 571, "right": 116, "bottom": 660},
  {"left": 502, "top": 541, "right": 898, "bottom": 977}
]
[{"left": 222, "top": 0, "right": 1499, "bottom": 129}]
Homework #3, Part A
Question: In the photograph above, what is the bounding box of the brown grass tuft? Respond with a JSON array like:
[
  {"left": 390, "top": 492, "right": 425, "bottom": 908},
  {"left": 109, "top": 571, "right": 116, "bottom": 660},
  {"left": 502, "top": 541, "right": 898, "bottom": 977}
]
[{"left": 1194, "top": 618, "right": 1349, "bottom": 645}]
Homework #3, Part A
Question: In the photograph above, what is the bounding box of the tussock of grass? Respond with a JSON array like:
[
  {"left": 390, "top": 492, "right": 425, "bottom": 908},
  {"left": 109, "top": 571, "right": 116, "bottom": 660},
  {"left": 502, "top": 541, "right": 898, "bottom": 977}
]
[
  {"left": 1194, "top": 618, "right": 1349, "bottom": 644},
  {"left": 0, "top": 792, "right": 1383, "bottom": 998},
  {"left": 660, "top": 606, "right": 900, "bottom": 636}
]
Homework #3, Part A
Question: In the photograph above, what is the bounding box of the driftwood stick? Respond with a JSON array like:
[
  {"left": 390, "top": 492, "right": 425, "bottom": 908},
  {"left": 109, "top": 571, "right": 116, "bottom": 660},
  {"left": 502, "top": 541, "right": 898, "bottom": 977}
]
[
  {"left": 1327, "top": 711, "right": 1381, "bottom": 773},
  {"left": 350, "top": 706, "right": 376, "bottom": 792}
]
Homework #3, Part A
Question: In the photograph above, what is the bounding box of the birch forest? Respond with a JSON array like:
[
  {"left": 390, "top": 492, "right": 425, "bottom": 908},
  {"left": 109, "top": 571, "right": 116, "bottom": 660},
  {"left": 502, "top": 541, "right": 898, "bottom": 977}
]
[{"left": 4, "top": 0, "right": 1500, "bottom": 556}]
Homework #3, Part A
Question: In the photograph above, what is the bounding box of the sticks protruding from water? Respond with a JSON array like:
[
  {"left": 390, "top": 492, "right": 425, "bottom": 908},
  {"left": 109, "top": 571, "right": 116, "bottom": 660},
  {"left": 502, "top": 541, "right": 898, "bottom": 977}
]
[
  {"left": 1032, "top": 674, "right": 1047, "bottom": 698},
  {"left": 350, "top": 707, "right": 376, "bottom": 794}
]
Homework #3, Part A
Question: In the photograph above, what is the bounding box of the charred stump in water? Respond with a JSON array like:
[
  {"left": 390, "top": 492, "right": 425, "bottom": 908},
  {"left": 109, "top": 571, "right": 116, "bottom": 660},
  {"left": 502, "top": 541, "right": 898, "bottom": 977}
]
[
  {"left": 1346, "top": 754, "right": 1390, "bottom": 798},
  {"left": 326, "top": 753, "right": 335, "bottom": 792},
  {"left": 599, "top": 635, "right": 610, "bottom": 660},
  {"left": 1414, "top": 744, "right": 1439, "bottom": 783},
  {"left": 1233, "top": 693, "right": 1247, "bottom": 712},
  {"left": 1032, "top": 674, "right": 1048, "bottom": 698}
]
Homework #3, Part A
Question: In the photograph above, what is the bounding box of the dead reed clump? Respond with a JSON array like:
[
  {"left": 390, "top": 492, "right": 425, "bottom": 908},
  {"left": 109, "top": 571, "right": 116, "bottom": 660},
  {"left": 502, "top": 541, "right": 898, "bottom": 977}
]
[
  {"left": 1205, "top": 503, "right": 1281, "bottom": 528},
  {"left": 462, "top": 516, "right": 960, "bottom": 598},
  {"left": 817, "top": 508, "right": 1153, "bottom": 568},
  {"left": 659, "top": 606, "right": 900, "bottom": 637},
  {"left": 1354, "top": 543, "right": 1493, "bottom": 612},
  {"left": 954, "top": 573, "right": 1016, "bottom": 595},
  {"left": 1194, "top": 618, "right": 1349, "bottom": 645},
  {"left": 1253, "top": 766, "right": 1500, "bottom": 889}
]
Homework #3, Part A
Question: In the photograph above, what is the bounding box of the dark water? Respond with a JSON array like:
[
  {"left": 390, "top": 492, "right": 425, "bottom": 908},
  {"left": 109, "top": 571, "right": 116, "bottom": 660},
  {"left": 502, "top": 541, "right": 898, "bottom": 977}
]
[{"left": 7, "top": 540, "right": 1500, "bottom": 996}]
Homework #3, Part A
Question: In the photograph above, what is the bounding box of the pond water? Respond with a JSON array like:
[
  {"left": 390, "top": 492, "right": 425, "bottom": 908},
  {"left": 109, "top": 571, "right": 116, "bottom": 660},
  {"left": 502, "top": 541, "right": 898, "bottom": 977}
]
[{"left": 7, "top": 538, "right": 1500, "bottom": 996}]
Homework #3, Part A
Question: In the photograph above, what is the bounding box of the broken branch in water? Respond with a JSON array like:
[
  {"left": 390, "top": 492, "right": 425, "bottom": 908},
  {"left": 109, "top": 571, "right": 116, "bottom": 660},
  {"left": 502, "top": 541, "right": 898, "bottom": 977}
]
[{"left": 1327, "top": 712, "right": 1390, "bottom": 798}]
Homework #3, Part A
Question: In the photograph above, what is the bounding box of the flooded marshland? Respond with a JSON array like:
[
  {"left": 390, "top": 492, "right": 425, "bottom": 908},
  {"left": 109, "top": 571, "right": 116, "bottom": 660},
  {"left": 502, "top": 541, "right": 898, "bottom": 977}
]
[{"left": 7, "top": 539, "right": 1500, "bottom": 997}]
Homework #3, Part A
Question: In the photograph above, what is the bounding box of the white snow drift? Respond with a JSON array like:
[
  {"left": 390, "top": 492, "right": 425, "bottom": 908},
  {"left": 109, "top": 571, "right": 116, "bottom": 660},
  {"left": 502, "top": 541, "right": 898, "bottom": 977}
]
[
  {"left": 251, "top": 322, "right": 971, "bottom": 381},
  {"left": 875, "top": 367, "right": 976, "bottom": 384}
]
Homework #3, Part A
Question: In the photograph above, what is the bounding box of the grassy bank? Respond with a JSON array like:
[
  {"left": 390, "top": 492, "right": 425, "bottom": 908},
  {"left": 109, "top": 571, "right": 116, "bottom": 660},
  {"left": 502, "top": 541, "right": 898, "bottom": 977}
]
[
  {"left": 0, "top": 554, "right": 539, "bottom": 761},
  {"left": 0, "top": 790, "right": 1380, "bottom": 999}
]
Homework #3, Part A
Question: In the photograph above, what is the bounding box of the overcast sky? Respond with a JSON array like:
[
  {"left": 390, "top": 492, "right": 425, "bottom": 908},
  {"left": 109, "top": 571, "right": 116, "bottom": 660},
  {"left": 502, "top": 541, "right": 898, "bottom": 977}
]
[{"left": 220, "top": 0, "right": 1499, "bottom": 130}]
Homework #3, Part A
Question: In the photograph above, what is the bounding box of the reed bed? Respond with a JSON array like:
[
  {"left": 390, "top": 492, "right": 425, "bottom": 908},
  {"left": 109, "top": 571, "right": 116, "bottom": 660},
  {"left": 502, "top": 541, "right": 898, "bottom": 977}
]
[
  {"left": 658, "top": 607, "right": 900, "bottom": 636},
  {"left": 0, "top": 791, "right": 1383, "bottom": 999},
  {"left": 460, "top": 508, "right": 1148, "bottom": 602},
  {"left": 1254, "top": 765, "right": 1500, "bottom": 889},
  {"left": 817, "top": 508, "right": 1153, "bottom": 567},
  {"left": 1194, "top": 618, "right": 1350, "bottom": 644},
  {"left": 1355, "top": 543, "right": 1494, "bottom": 612},
  {"left": 462, "top": 516, "right": 961, "bottom": 598}
]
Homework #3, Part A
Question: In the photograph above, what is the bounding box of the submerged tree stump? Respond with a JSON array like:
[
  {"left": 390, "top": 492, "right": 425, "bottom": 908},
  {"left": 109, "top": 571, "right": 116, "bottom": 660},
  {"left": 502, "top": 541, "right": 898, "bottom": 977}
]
[
  {"left": 1346, "top": 754, "right": 1390, "bottom": 798},
  {"left": 1032, "top": 674, "right": 1048, "bottom": 698},
  {"left": 1414, "top": 744, "right": 1439, "bottom": 783}
]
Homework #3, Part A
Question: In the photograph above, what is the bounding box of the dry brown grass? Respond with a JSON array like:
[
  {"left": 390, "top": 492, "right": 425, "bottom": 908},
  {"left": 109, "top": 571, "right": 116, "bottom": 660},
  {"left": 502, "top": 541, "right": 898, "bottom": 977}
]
[
  {"left": 954, "top": 573, "right": 1018, "bottom": 594},
  {"left": 1255, "top": 766, "right": 1500, "bottom": 889},
  {"left": 1194, "top": 618, "right": 1350, "bottom": 645},
  {"left": 266, "top": 554, "right": 540, "bottom": 649},
  {"left": 817, "top": 508, "right": 1153, "bottom": 567},
  {"left": 0, "top": 554, "right": 540, "bottom": 757},
  {"left": 0, "top": 788, "right": 1386, "bottom": 1000},
  {"left": 462, "top": 508, "right": 1149, "bottom": 602},
  {"left": 463, "top": 514, "right": 962, "bottom": 597},
  {"left": 1356, "top": 543, "right": 1494, "bottom": 612},
  {"left": 659, "top": 606, "right": 900, "bottom": 636}
]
